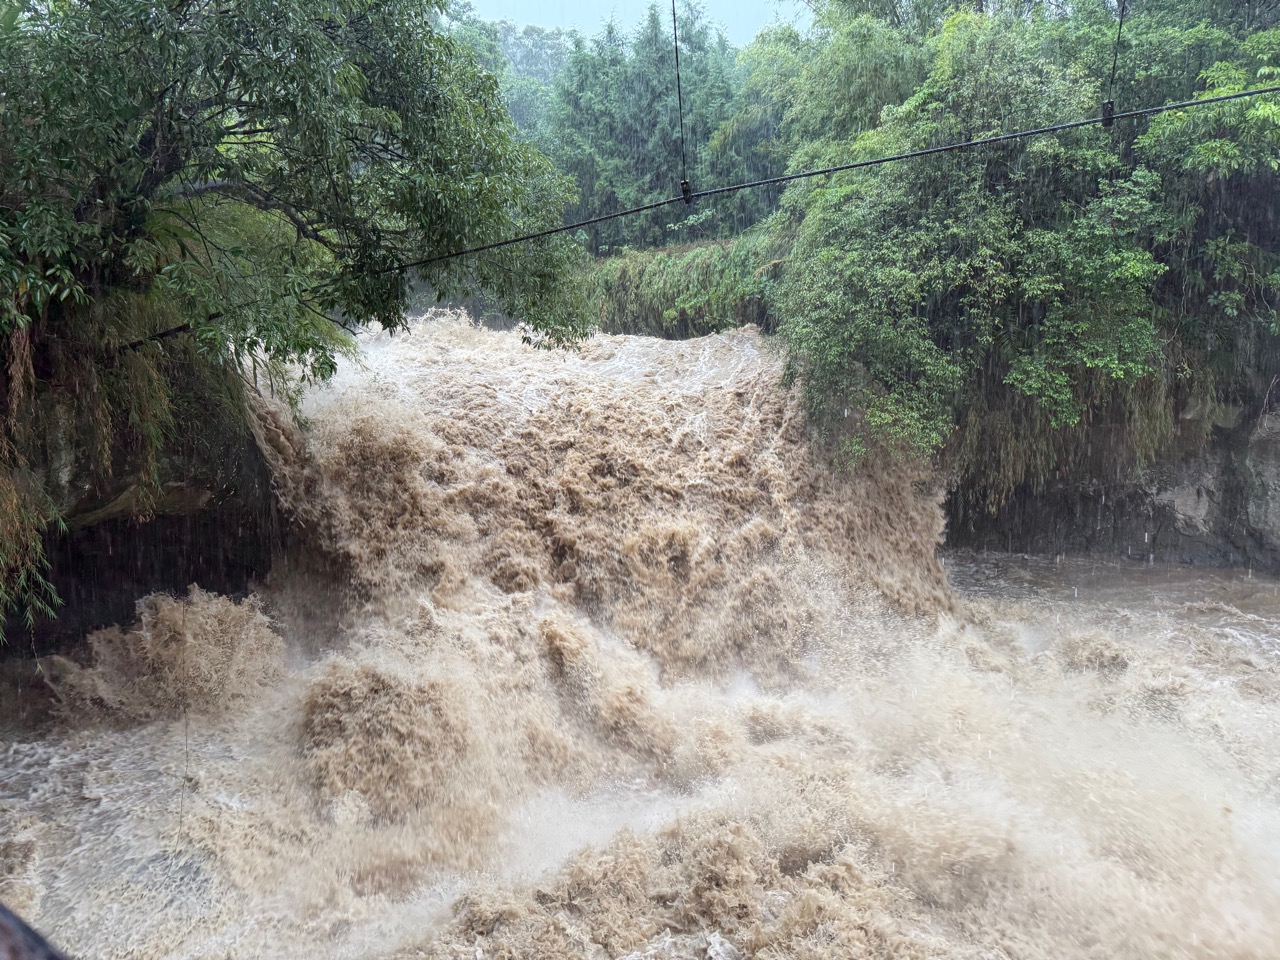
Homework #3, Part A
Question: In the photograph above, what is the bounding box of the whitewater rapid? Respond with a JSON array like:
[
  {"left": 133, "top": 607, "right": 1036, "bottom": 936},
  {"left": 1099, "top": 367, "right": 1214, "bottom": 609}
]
[{"left": 3, "top": 314, "right": 1279, "bottom": 959}]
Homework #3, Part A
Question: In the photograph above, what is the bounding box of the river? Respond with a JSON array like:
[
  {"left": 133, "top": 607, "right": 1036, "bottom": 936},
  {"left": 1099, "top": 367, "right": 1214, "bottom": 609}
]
[{"left": 2, "top": 315, "right": 1278, "bottom": 959}]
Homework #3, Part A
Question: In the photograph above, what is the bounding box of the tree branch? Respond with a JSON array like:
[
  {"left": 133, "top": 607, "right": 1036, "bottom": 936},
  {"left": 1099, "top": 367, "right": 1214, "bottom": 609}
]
[
  {"left": 166, "top": 179, "right": 237, "bottom": 199},
  {"left": 165, "top": 179, "right": 331, "bottom": 247}
]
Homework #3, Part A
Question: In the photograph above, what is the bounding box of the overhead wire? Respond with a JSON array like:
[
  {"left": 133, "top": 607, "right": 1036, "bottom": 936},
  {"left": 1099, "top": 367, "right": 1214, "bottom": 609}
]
[
  {"left": 396, "top": 83, "right": 1280, "bottom": 271},
  {"left": 670, "top": 0, "right": 691, "bottom": 202},
  {"left": 117, "top": 7, "right": 1279, "bottom": 352},
  {"left": 1103, "top": 0, "right": 1130, "bottom": 126},
  {"left": 1107, "top": 0, "right": 1130, "bottom": 104}
]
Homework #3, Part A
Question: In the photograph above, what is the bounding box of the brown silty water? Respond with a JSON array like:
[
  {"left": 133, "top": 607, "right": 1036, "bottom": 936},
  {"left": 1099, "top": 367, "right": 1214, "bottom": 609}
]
[{"left": 2, "top": 312, "right": 1280, "bottom": 959}]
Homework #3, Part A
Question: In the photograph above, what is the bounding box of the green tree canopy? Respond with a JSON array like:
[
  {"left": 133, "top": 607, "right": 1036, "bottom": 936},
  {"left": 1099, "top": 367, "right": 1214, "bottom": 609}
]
[
  {"left": 0, "top": 0, "right": 586, "bottom": 364},
  {"left": 546, "top": 2, "right": 750, "bottom": 252},
  {"left": 0, "top": 0, "right": 586, "bottom": 628},
  {"left": 448, "top": 7, "right": 581, "bottom": 146},
  {"left": 776, "top": 6, "right": 1280, "bottom": 509}
]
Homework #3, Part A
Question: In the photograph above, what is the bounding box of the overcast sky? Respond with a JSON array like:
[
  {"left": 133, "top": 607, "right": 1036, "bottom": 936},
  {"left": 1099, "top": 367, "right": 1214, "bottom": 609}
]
[{"left": 467, "top": 0, "right": 812, "bottom": 48}]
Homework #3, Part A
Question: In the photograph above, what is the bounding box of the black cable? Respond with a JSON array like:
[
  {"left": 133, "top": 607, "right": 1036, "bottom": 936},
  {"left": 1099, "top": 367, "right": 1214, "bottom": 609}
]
[
  {"left": 1107, "top": 0, "right": 1129, "bottom": 105},
  {"left": 670, "top": 0, "right": 691, "bottom": 202},
  {"left": 126, "top": 82, "right": 1280, "bottom": 348},
  {"left": 694, "top": 84, "right": 1274, "bottom": 198},
  {"left": 411, "top": 194, "right": 687, "bottom": 268},
  {"left": 1103, "top": 0, "right": 1129, "bottom": 126},
  {"left": 397, "top": 84, "right": 1280, "bottom": 271}
]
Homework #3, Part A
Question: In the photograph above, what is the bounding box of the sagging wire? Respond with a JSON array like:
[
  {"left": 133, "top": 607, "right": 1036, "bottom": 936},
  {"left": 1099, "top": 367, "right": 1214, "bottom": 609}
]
[
  {"left": 123, "top": 82, "right": 1280, "bottom": 349},
  {"left": 399, "top": 83, "right": 1280, "bottom": 271}
]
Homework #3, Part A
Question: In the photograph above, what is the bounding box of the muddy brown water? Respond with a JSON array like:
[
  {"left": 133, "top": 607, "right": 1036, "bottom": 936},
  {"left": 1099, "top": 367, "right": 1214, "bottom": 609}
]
[{"left": 2, "top": 315, "right": 1278, "bottom": 959}]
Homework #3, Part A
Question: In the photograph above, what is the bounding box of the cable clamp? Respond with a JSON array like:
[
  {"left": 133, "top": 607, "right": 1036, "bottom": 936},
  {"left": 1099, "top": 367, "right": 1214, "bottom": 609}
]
[
  {"left": 681, "top": 180, "right": 693, "bottom": 205},
  {"left": 1101, "top": 100, "right": 1115, "bottom": 128}
]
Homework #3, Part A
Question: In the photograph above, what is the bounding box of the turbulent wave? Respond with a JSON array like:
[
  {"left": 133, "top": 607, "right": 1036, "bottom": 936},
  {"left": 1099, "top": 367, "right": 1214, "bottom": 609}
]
[
  {"left": 44, "top": 589, "right": 285, "bottom": 722},
  {"left": 2, "top": 313, "right": 1279, "bottom": 960}
]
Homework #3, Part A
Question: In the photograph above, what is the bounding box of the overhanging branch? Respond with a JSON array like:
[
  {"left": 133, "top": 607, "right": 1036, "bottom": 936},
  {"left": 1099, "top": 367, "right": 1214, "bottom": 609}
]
[{"left": 168, "top": 179, "right": 330, "bottom": 246}]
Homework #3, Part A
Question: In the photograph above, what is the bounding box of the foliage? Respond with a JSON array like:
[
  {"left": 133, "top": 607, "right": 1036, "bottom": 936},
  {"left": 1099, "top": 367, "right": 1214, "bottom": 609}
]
[
  {"left": 586, "top": 231, "right": 783, "bottom": 337},
  {"left": 774, "top": 7, "right": 1280, "bottom": 508},
  {"left": 448, "top": 5, "right": 580, "bottom": 147},
  {"left": 544, "top": 3, "right": 751, "bottom": 252},
  {"left": 1133, "top": 30, "right": 1280, "bottom": 404},
  {"left": 0, "top": 0, "right": 586, "bottom": 631}
]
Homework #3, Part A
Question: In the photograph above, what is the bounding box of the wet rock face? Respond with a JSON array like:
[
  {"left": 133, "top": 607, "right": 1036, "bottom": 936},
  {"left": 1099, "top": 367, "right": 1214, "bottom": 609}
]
[
  {"left": 5, "top": 407, "right": 281, "bottom": 655},
  {"left": 948, "top": 410, "right": 1280, "bottom": 575},
  {"left": 1146, "top": 451, "right": 1219, "bottom": 540},
  {"left": 1143, "top": 411, "right": 1280, "bottom": 573},
  {"left": 1242, "top": 415, "right": 1280, "bottom": 566}
]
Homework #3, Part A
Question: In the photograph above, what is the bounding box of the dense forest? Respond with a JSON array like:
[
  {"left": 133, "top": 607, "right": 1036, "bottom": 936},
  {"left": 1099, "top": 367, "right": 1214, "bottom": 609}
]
[
  {"left": 2, "top": 0, "right": 1279, "bottom": 630},
  {"left": 452, "top": 0, "right": 1280, "bottom": 520}
]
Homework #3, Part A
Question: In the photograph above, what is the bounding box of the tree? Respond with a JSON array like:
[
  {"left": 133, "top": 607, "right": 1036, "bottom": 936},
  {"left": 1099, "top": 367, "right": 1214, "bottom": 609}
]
[
  {"left": 776, "top": 4, "right": 1280, "bottom": 512},
  {"left": 447, "top": 9, "right": 580, "bottom": 145},
  {"left": 0, "top": 0, "right": 586, "bottom": 628},
  {"left": 514, "top": 0, "right": 1278, "bottom": 518},
  {"left": 547, "top": 3, "right": 747, "bottom": 253}
]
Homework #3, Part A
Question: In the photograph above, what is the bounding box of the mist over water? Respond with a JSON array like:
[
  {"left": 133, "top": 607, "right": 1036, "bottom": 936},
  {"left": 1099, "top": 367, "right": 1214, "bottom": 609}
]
[{"left": 3, "top": 314, "right": 1280, "bottom": 959}]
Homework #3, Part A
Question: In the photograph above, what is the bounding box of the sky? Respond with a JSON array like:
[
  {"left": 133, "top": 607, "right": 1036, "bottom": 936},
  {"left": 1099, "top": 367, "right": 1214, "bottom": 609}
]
[{"left": 467, "top": 0, "right": 813, "bottom": 48}]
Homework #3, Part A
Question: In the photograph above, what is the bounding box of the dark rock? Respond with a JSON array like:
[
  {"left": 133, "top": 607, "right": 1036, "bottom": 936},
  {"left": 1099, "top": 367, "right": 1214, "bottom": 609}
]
[
  {"left": 4, "top": 392, "right": 283, "bottom": 656},
  {"left": 948, "top": 407, "right": 1280, "bottom": 574}
]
